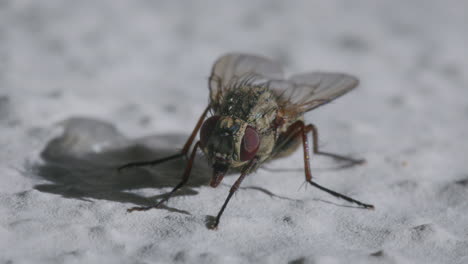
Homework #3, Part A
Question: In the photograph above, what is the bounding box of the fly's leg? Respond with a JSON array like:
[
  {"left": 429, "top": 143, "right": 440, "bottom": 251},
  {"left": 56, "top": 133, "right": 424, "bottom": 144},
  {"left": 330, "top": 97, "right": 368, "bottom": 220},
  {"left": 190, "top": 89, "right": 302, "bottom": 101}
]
[
  {"left": 308, "top": 123, "right": 365, "bottom": 166},
  {"left": 210, "top": 158, "right": 258, "bottom": 230},
  {"left": 298, "top": 122, "right": 374, "bottom": 209},
  {"left": 127, "top": 141, "right": 201, "bottom": 212},
  {"left": 117, "top": 153, "right": 184, "bottom": 171},
  {"left": 306, "top": 180, "right": 374, "bottom": 209},
  {"left": 118, "top": 106, "right": 210, "bottom": 171}
]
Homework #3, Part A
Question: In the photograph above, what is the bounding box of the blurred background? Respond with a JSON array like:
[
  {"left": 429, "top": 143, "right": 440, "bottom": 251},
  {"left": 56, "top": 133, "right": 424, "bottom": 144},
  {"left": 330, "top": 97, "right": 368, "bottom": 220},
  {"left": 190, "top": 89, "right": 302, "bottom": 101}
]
[
  {"left": 2, "top": 0, "right": 466, "bottom": 135},
  {"left": 1, "top": 1, "right": 467, "bottom": 263}
]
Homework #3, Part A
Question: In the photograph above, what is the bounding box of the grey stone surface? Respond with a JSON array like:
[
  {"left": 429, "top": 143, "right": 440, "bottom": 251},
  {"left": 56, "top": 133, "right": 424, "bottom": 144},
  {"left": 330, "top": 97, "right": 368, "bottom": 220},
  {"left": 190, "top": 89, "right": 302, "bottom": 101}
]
[{"left": 0, "top": 1, "right": 467, "bottom": 263}]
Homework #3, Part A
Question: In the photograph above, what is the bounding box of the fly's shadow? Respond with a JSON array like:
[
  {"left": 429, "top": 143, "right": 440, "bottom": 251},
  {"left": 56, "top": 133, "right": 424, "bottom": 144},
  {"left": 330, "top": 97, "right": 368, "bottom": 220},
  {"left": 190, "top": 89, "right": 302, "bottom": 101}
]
[{"left": 33, "top": 117, "right": 212, "bottom": 214}]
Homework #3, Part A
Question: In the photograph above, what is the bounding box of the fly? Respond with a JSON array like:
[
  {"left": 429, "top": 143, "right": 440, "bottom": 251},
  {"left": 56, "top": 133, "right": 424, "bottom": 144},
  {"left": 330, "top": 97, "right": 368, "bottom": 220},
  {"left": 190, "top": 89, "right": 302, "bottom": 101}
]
[{"left": 119, "top": 53, "right": 374, "bottom": 229}]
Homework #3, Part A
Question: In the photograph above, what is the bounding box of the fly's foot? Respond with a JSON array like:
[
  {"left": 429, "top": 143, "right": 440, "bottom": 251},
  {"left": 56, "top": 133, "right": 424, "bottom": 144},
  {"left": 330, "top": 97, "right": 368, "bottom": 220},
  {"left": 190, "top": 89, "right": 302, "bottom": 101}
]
[
  {"left": 205, "top": 215, "right": 219, "bottom": 230},
  {"left": 208, "top": 221, "right": 219, "bottom": 230},
  {"left": 208, "top": 224, "right": 219, "bottom": 230}
]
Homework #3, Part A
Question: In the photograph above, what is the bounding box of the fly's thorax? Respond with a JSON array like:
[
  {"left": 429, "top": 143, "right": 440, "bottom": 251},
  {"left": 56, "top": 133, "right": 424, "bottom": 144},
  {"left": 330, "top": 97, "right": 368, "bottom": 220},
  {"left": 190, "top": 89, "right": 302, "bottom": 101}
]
[{"left": 219, "top": 85, "right": 278, "bottom": 125}]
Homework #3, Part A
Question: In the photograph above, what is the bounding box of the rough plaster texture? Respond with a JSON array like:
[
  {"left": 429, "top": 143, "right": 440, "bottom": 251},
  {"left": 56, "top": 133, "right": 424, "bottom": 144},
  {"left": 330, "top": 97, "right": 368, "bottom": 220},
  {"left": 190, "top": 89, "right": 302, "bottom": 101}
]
[{"left": 1, "top": 1, "right": 467, "bottom": 263}]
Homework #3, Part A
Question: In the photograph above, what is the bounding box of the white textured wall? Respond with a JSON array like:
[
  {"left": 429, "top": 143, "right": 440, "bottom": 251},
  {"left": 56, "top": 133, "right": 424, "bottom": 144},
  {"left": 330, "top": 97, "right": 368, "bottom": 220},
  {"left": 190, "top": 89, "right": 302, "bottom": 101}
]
[{"left": 1, "top": 1, "right": 467, "bottom": 263}]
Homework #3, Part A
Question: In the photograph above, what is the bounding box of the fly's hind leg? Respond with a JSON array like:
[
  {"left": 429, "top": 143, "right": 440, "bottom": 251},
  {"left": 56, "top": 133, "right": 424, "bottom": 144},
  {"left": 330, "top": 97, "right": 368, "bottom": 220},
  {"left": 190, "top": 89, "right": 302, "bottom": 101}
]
[
  {"left": 271, "top": 121, "right": 363, "bottom": 166},
  {"left": 118, "top": 106, "right": 210, "bottom": 171},
  {"left": 272, "top": 120, "right": 373, "bottom": 209},
  {"left": 307, "top": 124, "right": 365, "bottom": 167},
  {"left": 299, "top": 121, "right": 373, "bottom": 209}
]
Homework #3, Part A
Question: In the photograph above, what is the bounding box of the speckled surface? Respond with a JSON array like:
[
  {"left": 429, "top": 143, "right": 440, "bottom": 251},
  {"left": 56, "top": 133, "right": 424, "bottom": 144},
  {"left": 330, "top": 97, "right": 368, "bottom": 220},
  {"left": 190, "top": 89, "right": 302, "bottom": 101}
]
[{"left": 1, "top": 1, "right": 468, "bottom": 263}]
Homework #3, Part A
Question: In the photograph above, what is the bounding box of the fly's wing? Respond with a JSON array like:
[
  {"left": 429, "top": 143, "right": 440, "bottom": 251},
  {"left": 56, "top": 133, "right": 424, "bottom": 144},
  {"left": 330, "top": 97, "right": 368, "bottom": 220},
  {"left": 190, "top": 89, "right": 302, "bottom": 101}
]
[
  {"left": 209, "top": 53, "right": 284, "bottom": 109},
  {"left": 272, "top": 72, "right": 359, "bottom": 120}
]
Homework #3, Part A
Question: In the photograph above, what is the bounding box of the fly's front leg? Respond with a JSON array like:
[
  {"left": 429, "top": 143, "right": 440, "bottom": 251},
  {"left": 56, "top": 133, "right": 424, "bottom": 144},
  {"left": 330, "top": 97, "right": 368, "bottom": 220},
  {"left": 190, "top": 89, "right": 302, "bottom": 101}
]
[
  {"left": 209, "top": 158, "right": 258, "bottom": 230},
  {"left": 127, "top": 141, "right": 201, "bottom": 212},
  {"left": 298, "top": 122, "right": 374, "bottom": 209},
  {"left": 118, "top": 106, "right": 210, "bottom": 171}
]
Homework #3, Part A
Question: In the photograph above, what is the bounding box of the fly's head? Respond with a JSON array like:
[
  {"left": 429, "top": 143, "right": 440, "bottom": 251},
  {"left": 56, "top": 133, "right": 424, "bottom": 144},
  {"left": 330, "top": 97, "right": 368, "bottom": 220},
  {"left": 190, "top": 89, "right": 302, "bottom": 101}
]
[{"left": 199, "top": 115, "right": 260, "bottom": 187}]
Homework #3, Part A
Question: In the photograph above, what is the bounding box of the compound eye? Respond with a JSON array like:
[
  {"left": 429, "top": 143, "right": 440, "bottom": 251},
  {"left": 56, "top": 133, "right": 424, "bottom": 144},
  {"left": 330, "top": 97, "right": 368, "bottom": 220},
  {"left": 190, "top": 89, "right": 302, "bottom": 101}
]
[
  {"left": 200, "top": 116, "right": 220, "bottom": 147},
  {"left": 240, "top": 126, "right": 260, "bottom": 161}
]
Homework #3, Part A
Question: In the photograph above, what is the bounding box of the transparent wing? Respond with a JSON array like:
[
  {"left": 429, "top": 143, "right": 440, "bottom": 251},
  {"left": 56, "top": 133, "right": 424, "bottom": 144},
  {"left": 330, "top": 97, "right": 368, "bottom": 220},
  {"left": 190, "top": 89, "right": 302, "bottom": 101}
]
[
  {"left": 272, "top": 72, "right": 359, "bottom": 118},
  {"left": 209, "top": 53, "right": 284, "bottom": 108}
]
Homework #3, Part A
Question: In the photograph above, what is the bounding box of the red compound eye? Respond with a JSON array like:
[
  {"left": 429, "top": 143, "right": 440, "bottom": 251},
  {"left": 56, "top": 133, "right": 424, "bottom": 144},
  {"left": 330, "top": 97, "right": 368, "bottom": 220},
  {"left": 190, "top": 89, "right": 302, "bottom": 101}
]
[
  {"left": 240, "top": 126, "right": 260, "bottom": 161},
  {"left": 200, "top": 116, "right": 220, "bottom": 147}
]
